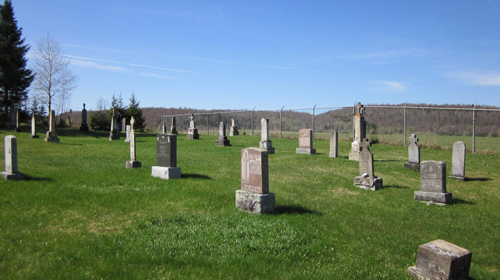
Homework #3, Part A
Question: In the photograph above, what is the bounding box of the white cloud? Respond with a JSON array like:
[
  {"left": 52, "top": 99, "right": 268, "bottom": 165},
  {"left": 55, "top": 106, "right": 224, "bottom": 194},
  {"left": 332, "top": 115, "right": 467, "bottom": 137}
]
[
  {"left": 448, "top": 71, "right": 500, "bottom": 86},
  {"left": 70, "top": 59, "right": 131, "bottom": 73},
  {"left": 138, "top": 72, "right": 178, "bottom": 80},
  {"left": 377, "top": 81, "right": 406, "bottom": 91}
]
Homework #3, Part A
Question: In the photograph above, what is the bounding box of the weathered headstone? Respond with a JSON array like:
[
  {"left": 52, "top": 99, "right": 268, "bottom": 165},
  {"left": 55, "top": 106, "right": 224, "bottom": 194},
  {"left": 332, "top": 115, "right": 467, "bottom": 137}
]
[
  {"left": 151, "top": 134, "right": 181, "bottom": 179},
  {"left": 109, "top": 110, "right": 120, "bottom": 141},
  {"left": 124, "top": 125, "right": 131, "bottom": 143},
  {"left": 216, "top": 122, "right": 231, "bottom": 147},
  {"left": 329, "top": 131, "right": 338, "bottom": 158},
  {"left": 450, "top": 141, "right": 467, "bottom": 180},
  {"left": 15, "top": 110, "right": 21, "bottom": 132},
  {"left": 187, "top": 114, "right": 199, "bottom": 139},
  {"left": 353, "top": 138, "right": 383, "bottom": 190},
  {"left": 236, "top": 148, "right": 275, "bottom": 214},
  {"left": 349, "top": 102, "right": 367, "bottom": 161},
  {"left": 44, "top": 110, "right": 60, "bottom": 143},
  {"left": 29, "top": 114, "right": 39, "bottom": 138},
  {"left": 161, "top": 120, "right": 167, "bottom": 134},
  {"left": 9, "top": 105, "right": 16, "bottom": 129},
  {"left": 122, "top": 117, "right": 126, "bottom": 132},
  {"left": 259, "top": 118, "right": 275, "bottom": 154},
  {"left": 408, "top": 239, "right": 472, "bottom": 280},
  {"left": 296, "top": 129, "right": 316, "bottom": 154},
  {"left": 414, "top": 161, "right": 452, "bottom": 205},
  {"left": 230, "top": 118, "right": 239, "bottom": 136},
  {"left": 1, "top": 136, "right": 25, "bottom": 180},
  {"left": 404, "top": 134, "right": 420, "bottom": 171},
  {"left": 79, "top": 103, "right": 90, "bottom": 131},
  {"left": 170, "top": 117, "right": 178, "bottom": 134},
  {"left": 126, "top": 117, "right": 141, "bottom": 168}
]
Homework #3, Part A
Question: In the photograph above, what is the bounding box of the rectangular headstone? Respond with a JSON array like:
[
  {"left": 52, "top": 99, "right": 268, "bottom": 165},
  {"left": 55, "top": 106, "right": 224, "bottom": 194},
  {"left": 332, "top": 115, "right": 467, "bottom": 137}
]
[
  {"left": 404, "top": 134, "right": 420, "bottom": 171},
  {"left": 296, "top": 129, "right": 315, "bottom": 154},
  {"left": 415, "top": 161, "right": 452, "bottom": 204},
  {"left": 216, "top": 122, "right": 231, "bottom": 146},
  {"left": 241, "top": 148, "right": 269, "bottom": 194},
  {"left": 329, "top": 131, "right": 338, "bottom": 158},
  {"left": 1, "top": 135, "right": 25, "bottom": 180},
  {"left": 451, "top": 141, "right": 466, "bottom": 180},
  {"left": 156, "top": 134, "right": 177, "bottom": 167},
  {"left": 30, "top": 114, "right": 39, "bottom": 138}
]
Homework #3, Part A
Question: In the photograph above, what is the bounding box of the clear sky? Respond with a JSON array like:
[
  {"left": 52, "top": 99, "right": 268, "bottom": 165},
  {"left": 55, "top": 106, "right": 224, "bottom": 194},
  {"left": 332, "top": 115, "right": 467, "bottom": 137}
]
[{"left": 11, "top": 0, "right": 500, "bottom": 111}]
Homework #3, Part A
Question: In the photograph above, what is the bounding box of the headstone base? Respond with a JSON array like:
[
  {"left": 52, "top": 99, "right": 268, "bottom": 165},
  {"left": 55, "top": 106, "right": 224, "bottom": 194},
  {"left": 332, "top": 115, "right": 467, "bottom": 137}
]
[
  {"left": 404, "top": 162, "right": 420, "bottom": 172},
  {"left": 126, "top": 161, "right": 142, "bottom": 168},
  {"left": 449, "top": 175, "right": 467, "bottom": 181},
  {"left": 187, "top": 128, "right": 199, "bottom": 139},
  {"left": 1, "top": 172, "right": 25, "bottom": 181},
  {"left": 29, "top": 135, "right": 39, "bottom": 139},
  {"left": 216, "top": 138, "right": 231, "bottom": 147},
  {"left": 151, "top": 166, "right": 181, "bottom": 180},
  {"left": 235, "top": 190, "right": 275, "bottom": 214},
  {"left": 109, "top": 130, "right": 120, "bottom": 141},
  {"left": 296, "top": 148, "right": 316, "bottom": 154},
  {"left": 414, "top": 191, "right": 452, "bottom": 205},
  {"left": 354, "top": 175, "right": 383, "bottom": 191},
  {"left": 349, "top": 150, "right": 360, "bottom": 161},
  {"left": 259, "top": 140, "right": 275, "bottom": 154},
  {"left": 44, "top": 132, "right": 60, "bottom": 143},
  {"left": 79, "top": 125, "right": 89, "bottom": 132}
]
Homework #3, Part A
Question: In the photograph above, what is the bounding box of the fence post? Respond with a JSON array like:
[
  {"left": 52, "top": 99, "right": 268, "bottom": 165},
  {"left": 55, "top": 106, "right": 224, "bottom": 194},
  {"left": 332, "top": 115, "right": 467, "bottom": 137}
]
[
  {"left": 251, "top": 107, "right": 255, "bottom": 136},
  {"left": 404, "top": 103, "right": 407, "bottom": 147},
  {"left": 280, "top": 106, "right": 284, "bottom": 138},
  {"left": 472, "top": 104, "right": 476, "bottom": 154},
  {"left": 207, "top": 114, "right": 209, "bottom": 135},
  {"left": 312, "top": 104, "right": 317, "bottom": 134}
]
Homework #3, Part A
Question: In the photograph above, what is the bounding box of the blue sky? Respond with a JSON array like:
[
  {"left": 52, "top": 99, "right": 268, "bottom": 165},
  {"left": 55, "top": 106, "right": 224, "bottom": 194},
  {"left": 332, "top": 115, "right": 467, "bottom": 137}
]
[{"left": 12, "top": 0, "right": 500, "bottom": 111}]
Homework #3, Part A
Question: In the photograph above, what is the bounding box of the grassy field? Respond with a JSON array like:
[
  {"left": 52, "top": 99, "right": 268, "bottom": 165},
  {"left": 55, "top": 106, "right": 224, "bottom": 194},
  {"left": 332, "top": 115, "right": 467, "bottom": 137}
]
[{"left": 0, "top": 128, "right": 499, "bottom": 279}]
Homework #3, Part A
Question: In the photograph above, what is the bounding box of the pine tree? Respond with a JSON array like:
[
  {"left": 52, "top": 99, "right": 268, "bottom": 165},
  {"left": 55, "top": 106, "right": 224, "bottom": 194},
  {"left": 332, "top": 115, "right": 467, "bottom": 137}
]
[
  {"left": 127, "top": 93, "right": 146, "bottom": 131},
  {"left": 0, "top": 0, "right": 34, "bottom": 124}
]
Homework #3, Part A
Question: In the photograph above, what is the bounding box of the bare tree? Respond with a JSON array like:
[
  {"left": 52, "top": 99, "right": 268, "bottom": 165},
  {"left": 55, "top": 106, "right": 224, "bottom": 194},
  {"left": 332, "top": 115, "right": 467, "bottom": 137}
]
[{"left": 31, "top": 34, "right": 76, "bottom": 117}]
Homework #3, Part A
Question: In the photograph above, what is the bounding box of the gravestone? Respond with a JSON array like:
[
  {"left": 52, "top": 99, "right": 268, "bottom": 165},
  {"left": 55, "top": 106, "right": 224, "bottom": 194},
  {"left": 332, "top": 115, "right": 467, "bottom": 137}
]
[
  {"left": 216, "top": 122, "right": 231, "bottom": 146},
  {"left": 170, "top": 117, "right": 178, "bottom": 134},
  {"left": 29, "top": 114, "right": 39, "bottom": 138},
  {"left": 408, "top": 239, "right": 472, "bottom": 280},
  {"left": 44, "top": 110, "right": 60, "bottom": 143},
  {"left": 151, "top": 134, "right": 181, "bottom": 179},
  {"left": 329, "top": 131, "right": 338, "bottom": 158},
  {"left": 404, "top": 134, "right": 420, "bottom": 171},
  {"left": 230, "top": 118, "right": 239, "bottom": 136},
  {"left": 349, "top": 102, "right": 367, "bottom": 161},
  {"left": 236, "top": 148, "right": 275, "bottom": 214},
  {"left": 296, "top": 129, "right": 316, "bottom": 154},
  {"left": 79, "top": 103, "right": 89, "bottom": 131},
  {"left": 9, "top": 105, "right": 16, "bottom": 129},
  {"left": 126, "top": 117, "right": 141, "bottom": 168},
  {"left": 414, "top": 161, "right": 452, "bottom": 205},
  {"left": 450, "top": 141, "right": 467, "bottom": 180},
  {"left": 187, "top": 114, "right": 199, "bottom": 139},
  {"left": 354, "top": 138, "right": 382, "bottom": 190},
  {"left": 124, "top": 125, "right": 131, "bottom": 142},
  {"left": 15, "top": 110, "right": 21, "bottom": 132},
  {"left": 108, "top": 110, "right": 120, "bottom": 141},
  {"left": 1, "top": 136, "right": 25, "bottom": 180},
  {"left": 259, "top": 118, "right": 275, "bottom": 154},
  {"left": 122, "top": 117, "right": 126, "bottom": 132},
  {"left": 161, "top": 120, "right": 167, "bottom": 134}
]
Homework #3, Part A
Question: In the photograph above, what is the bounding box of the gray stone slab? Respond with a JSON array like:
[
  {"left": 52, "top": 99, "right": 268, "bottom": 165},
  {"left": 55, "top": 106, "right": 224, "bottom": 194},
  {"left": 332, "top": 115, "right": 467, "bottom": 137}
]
[
  {"left": 329, "top": 131, "right": 338, "bottom": 158},
  {"left": 216, "top": 122, "right": 231, "bottom": 146},
  {"left": 420, "top": 161, "right": 447, "bottom": 193},
  {"left": 414, "top": 191, "right": 452, "bottom": 205},
  {"left": 296, "top": 148, "right": 316, "bottom": 154},
  {"left": 235, "top": 190, "right": 275, "bottom": 214},
  {"left": 151, "top": 166, "right": 181, "bottom": 180},
  {"left": 298, "top": 129, "right": 313, "bottom": 149},
  {"left": 451, "top": 141, "right": 466, "bottom": 180},
  {"left": 124, "top": 125, "right": 131, "bottom": 142},
  {"left": 156, "top": 134, "right": 177, "bottom": 167},
  {"left": 354, "top": 175, "right": 382, "bottom": 191}
]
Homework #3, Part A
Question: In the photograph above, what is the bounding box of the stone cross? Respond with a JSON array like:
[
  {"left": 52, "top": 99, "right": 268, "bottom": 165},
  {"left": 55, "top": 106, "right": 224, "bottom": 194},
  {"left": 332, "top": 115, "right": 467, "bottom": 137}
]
[
  {"left": 451, "top": 141, "right": 466, "bottom": 180},
  {"left": 189, "top": 114, "right": 195, "bottom": 129},
  {"left": 355, "top": 102, "right": 365, "bottom": 117},
  {"left": 404, "top": 133, "right": 420, "bottom": 171}
]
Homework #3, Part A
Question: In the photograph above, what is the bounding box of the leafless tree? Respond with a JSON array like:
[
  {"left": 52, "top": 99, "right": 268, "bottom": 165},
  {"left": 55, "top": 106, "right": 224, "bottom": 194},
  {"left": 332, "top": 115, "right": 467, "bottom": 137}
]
[{"left": 31, "top": 34, "right": 77, "bottom": 118}]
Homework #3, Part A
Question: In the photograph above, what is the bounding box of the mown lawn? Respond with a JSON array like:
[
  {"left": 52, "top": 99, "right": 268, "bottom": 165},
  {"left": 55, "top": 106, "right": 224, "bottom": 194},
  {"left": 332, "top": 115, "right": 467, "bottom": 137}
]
[{"left": 0, "top": 128, "right": 499, "bottom": 279}]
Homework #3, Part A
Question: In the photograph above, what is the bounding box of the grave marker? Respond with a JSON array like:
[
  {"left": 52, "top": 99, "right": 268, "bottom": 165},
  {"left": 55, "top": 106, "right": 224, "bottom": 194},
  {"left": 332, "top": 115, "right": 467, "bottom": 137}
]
[
  {"left": 126, "top": 117, "right": 141, "bottom": 168},
  {"left": 216, "top": 122, "right": 231, "bottom": 146},
  {"left": 404, "top": 134, "right": 420, "bottom": 171},
  {"left": 353, "top": 138, "right": 382, "bottom": 190},
  {"left": 124, "top": 125, "right": 131, "bottom": 142},
  {"left": 296, "top": 129, "right": 316, "bottom": 154},
  {"left": 1, "top": 135, "right": 25, "bottom": 180},
  {"left": 349, "top": 102, "right": 367, "bottom": 161},
  {"left": 187, "top": 114, "right": 199, "bottom": 139},
  {"left": 79, "top": 103, "right": 89, "bottom": 131},
  {"left": 170, "top": 117, "right": 178, "bottom": 134},
  {"left": 450, "top": 141, "right": 467, "bottom": 180},
  {"left": 29, "top": 114, "right": 39, "bottom": 138},
  {"left": 259, "top": 118, "right": 275, "bottom": 154},
  {"left": 15, "top": 109, "right": 21, "bottom": 132},
  {"left": 151, "top": 134, "right": 181, "bottom": 179},
  {"left": 230, "top": 118, "right": 239, "bottom": 136},
  {"left": 44, "top": 110, "right": 60, "bottom": 143},
  {"left": 108, "top": 110, "right": 120, "bottom": 140},
  {"left": 414, "top": 161, "right": 452, "bottom": 205},
  {"left": 329, "top": 131, "right": 338, "bottom": 158}
]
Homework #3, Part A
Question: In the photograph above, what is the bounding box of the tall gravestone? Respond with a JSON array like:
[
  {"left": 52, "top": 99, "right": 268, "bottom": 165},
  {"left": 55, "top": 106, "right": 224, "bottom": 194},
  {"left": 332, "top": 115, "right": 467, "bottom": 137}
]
[
  {"left": 1, "top": 136, "right": 25, "bottom": 180},
  {"left": 187, "top": 114, "right": 199, "bottom": 139},
  {"left": 9, "top": 105, "right": 16, "bottom": 129},
  {"left": 349, "top": 102, "right": 367, "bottom": 161},
  {"left": 30, "top": 114, "right": 39, "bottom": 138},
  {"left": 450, "top": 141, "right": 467, "bottom": 180},
  {"left": 151, "top": 134, "right": 181, "bottom": 179},
  {"left": 15, "top": 110, "right": 21, "bottom": 132},
  {"left": 122, "top": 117, "right": 126, "bottom": 132},
  {"left": 329, "top": 131, "right": 338, "bottom": 158},
  {"left": 126, "top": 117, "right": 141, "bottom": 168},
  {"left": 414, "top": 161, "right": 452, "bottom": 205},
  {"left": 230, "top": 118, "right": 239, "bottom": 136},
  {"left": 44, "top": 110, "right": 60, "bottom": 143},
  {"left": 124, "top": 125, "right": 131, "bottom": 143},
  {"left": 354, "top": 138, "right": 382, "bottom": 190},
  {"left": 259, "top": 118, "right": 275, "bottom": 154},
  {"left": 236, "top": 148, "right": 275, "bottom": 214},
  {"left": 79, "top": 103, "right": 89, "bottom": 131},
  {"left": 408, "top": 239, "right": 472, "bottom": 280},
  {"left": 216, "top": 122, "right": 231, "bottom": 146},
  {"left": 404, "top": 134, "right": 420, "bottom": 171},
  {"left": 170, "top": 117, "right": 178, "bottom": 134},
  {"left": 109, "top": 110, "right": 120, "bottom": 141},
  {"left": 296, "top": 129, "right": 316, "bottom": 154}
]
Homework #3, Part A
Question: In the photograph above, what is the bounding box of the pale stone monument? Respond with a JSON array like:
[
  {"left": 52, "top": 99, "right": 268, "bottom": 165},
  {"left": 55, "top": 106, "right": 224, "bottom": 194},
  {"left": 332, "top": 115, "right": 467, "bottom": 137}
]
[
  {"left": 296, "top": 129, "right": 315, "bottom": 154},
  {"left": 29, "top": 114, "right": 39, "bottom": 138},
  {"left": 170, "top": 117, "right": 178, "bottom": 134},
  {"left": 404, "top": 134, "right": 420, "bottom": 171},
  {"left": 122, "top": 117, "right": 126, "bottom": 132},
  {"left": 126, "top": 117, "right": 141, "bottom": 168},
  {"left": 15, "top": 109, "right": 21, "bottom": 132},
  {"left": 44, "top": 110, "right": 60, "bottom": 143},
  {"left": 109, "top": 110, "right": 120, "bottom": 141},
  {"left": 1, "top": 135, "right": 25, "bottom": 180},
  {"left": 79, "top": 103, "right": 89, "bottom": 132},
  {"left": 187, "top": 114, "right": 199, "bottom": 139},
  {"left": 408, "top": 239, "right": 472, "bottom": 280},
  {"left": 450, "top": 141, "right": 467, "bottom": 180},
  {"left": 124, "top": 125, "right": 131, "bottom": 143},
  {"left": 151, "top": 134, "right": 181, "bottom": 179},
  {"left": 415, "top": 161, "right": 452, "bottom": 205},
  {"left": 259, "top": 118, "right": 275, "bottom": 154},
  {"left": 229, "top": 118, "right": 239, "bottom": 136},
  {"left": 329, "top": 131, "right": 338, "bottom": 158},
  {"left": 236, "top": 148, "right": 275, "bottom": 214},
  {"left": 354, "top": 138, "right": 382, "bottom": 190},
  {"left": 349, "top": 102, "right": 367, "bottom": 161},
  {"left": 216, "top": 122, "right": 231, "bottom": 147}
]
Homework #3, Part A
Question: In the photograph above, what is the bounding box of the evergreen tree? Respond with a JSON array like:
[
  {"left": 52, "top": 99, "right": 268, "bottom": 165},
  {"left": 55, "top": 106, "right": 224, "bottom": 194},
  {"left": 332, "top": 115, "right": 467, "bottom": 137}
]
[
  {"left": 0, "top": 0, "right": 34, "bottom": 124},
  {"left": 127, "top": 93, "right": 146, "bottom": 131}
]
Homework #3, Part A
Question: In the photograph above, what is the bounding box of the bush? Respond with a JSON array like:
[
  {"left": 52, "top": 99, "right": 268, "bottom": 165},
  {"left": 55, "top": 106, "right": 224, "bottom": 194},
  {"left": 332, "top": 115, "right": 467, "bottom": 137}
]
[{"left": 89, "top": 111, "right": 110, "bottom": 131}]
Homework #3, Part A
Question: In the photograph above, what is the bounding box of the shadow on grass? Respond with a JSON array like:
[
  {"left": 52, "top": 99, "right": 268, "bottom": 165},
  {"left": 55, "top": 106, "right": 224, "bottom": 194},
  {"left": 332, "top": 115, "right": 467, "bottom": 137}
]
[
  {"left": 25, "top": 175, "right": 54, "bottom": 182},
  {"left": 274, "top": 205, "right": 322, "bottom": 215},
  {"left": 453, "top": 198, "right": 476, "bottom": 205},
  {"left": 374, "top": 159, "right": 397, "bottom": 162},
  {"left": 183, "top": 173, "right": 212, "bottom": 180},
  {"left": 466, "top": 177, "right": 491, "bottom": 182},
  {"left": 383, "top": 184, "right": 409, "bottom": 189},
  {"left": 59, "top": 143, "right": 83, "bottom": 146}
]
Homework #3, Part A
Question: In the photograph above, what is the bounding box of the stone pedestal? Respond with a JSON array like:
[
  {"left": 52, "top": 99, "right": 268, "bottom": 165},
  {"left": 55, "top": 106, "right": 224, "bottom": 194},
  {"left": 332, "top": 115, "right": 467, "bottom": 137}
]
[
  {"left": 259, "top": 140, "right": 275, "bottom": 154},
  {"left": 216, "top": 138, "right": 231, "bottom": 147},
  {"left": 296, "top": 148, "right": 316, "bottom": 154},
  {"left": 151, "top": 166, "right": 181, "bottom": 179},
  {"left": 126, "top": 161, "right": 141, "bottom": 168},
  {"left": 404, "top": 162, "right": 420, "bottom": 172},
  {"left": 1, "top": 172, "right": 25, "bottom": 180},
  {"left": 408, "top": 239, "right": 472, "bottom": 280},
  {"left": 187, "top": 128, "right": 199, "bottom": 139},
  {"left": 235, "top": 190, "right": 275, "bottom": 214},
  {"left": 44, "top": 131, "right": 60, "bottom": 143},
  {"left": 354, "top": 174, "right": 383, "bottom": 191}
]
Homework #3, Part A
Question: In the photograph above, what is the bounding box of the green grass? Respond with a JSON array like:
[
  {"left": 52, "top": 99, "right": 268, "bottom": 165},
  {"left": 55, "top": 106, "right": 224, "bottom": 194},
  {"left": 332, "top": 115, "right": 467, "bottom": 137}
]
[{"left": 0, "top": 128, "right": 499, "bottom": 279}]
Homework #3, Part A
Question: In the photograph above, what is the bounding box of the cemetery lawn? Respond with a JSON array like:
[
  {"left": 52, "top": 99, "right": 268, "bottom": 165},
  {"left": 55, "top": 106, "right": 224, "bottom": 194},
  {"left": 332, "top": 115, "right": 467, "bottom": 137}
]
[{"left": 1, "top": 128, "right": 499, "bottom": 279}]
